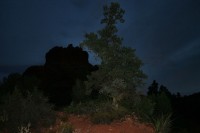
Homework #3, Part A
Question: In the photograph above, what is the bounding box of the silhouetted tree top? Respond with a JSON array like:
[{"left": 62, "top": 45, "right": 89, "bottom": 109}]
[
  {"left": 159, "top": 85, "right": 172, "bottom": 97},
  {"left": 147, "top": 80, "right": 172, "bottom": 97},
  {"left": 148, "top": 80, "right": 159, "bottom": 95},
  {"left": 0, "top": 73, "right": 22, "bottom": 98}
]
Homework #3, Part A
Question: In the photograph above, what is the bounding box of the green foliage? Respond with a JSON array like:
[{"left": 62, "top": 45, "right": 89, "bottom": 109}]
[
  {"left": 133, "top": 96, "right": 155, "bottom": 122},
  {"left": 90, "top": 102, "right": 128, "bottom": 124},
  {"left": 17, "top": 76, "right": 41, "bottom": 93},
  {"left": 0, "top": 73, "right": 40, "bottom": 104},
  {"left": 147, "top": 80, "right": 159, "bottom": 95},
  {"left": 149, "top": 92, "right": 172, "bottom": 117},
  {"left": 0, "top": 110, "right": 8, "bottom": 123},
  {"left": 152, "top": 113, "right": 172, "bottom": 133},
  {"left": 58, "top": 123, "right": 74, "bottom": 133},
  {"left": 100, "top": 78, "right": 127, "bottom": 108},
  {"left": 66, "top": 99, "right": 128, "bottom": 124},
  {"left": 119, "top": 92, "right": 140, "bottom": 112},
  {"left": 0, "top": 88, "right": 55, "bottom": 133},
  {"left": 121, "top": 93, "right": 172, "bottom": 132},
  {"left": 80, "top": 2, "right": 146, "bottom": 107},
  {"left": 147, "top": 91, "right": 173, "bottom": 133},
  {"left": 147, "top": 80, "right": 172, "bottom": 116},
  {"left": 65, "top": 101, "right": 98, "bottom": 115},
  {"left": 147, "top": 80, "right": 173, "bottom": 131},
  {"left": 90, "top": 111, "right": 113, "bottom": 124},
  {"left": 0, "top": 73, "right": 21, "bottom": 102},
  {"left": 120, "top": 93, "right": 155, "bottom": 122},
  {"left": 71, "top": 79, "right": 86, "bottom": 103},
  {"left": 156, "top": 92, "right": 172, "bottom": 115},
  {"left": 65, "top": 95, "right": 110, "bottom": 115},
  {"left": 146, "top": 93, "right": 173, "bottom": 133}
]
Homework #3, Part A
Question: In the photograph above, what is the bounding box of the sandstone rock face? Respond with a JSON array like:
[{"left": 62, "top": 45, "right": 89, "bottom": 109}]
[{"left": 24, "top": 44, "right": 97, "bottom": 107}]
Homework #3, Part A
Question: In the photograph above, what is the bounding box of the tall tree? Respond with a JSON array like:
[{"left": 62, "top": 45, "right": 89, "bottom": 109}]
[
  {"left": 147, "top": 80, "right": 159, "bottom": 96},
  {"left": 80, "top": 2, "right": 146, "bottom": 107}
]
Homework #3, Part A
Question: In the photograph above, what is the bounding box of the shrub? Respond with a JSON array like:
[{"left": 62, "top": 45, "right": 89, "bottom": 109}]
[
  {"left": 152, "top": 92, "right": 172, "bottom": 116},
  {"left": 71, "top": 79, "right": 86, "bottom": 103},
  {"left": 65, "top": 95, "right": 111, "bottom": 115},
  {"left": 152, "top": 113, "right": 172, "bottom": 133},
  {"left": 65, "top": 100, "right": 98, "bottom": 115},
  {"left": 146, "top": 92, "right": 173, "bottom": 133},
  {"left": 66, "top": 99, "right": 128, "bottom": 124},
  {"left": 133, "top": 96, "right": 155, "bottom": 122},
  {"left": 121, "top": 94, "right": 155, "bottom": 122},
  {"left": 0, "top": 88, "right": 55, "bottom": 132},
  {"left": 58, "top": 123, "right": 74, "bottom": 133},
  {"left": 90, "top": 102, "right": 128, "bottom": 124},
  {"left": 91, "top": 111, "right": 113, "bottom": 124}
]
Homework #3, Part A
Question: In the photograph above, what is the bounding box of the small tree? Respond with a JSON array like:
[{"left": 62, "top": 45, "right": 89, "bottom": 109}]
[
  {"left": 147, "top": 80, "right": 159, "bottom": 96},
  {"left": 147, "top": 80, "right": 172, "bottom": 116},
  {"left": 80, "top": 2, "right": 146, "bottom": 108}
]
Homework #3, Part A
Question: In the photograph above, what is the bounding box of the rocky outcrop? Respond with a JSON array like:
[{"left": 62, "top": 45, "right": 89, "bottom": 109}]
[{"left": 23, "top": 44, "right": 97, "bottom": 107}]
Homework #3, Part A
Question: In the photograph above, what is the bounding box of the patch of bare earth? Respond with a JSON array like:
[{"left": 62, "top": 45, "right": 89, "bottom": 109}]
[
  {"left": 68, "top": 115, "right": 154, "bottom": 133},
  {"left": 39, "top": 112, "right": 154, "bottom": 133}
]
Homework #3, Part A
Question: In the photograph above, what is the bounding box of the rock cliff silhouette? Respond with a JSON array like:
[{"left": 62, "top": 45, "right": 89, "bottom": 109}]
[{"left": 24, "top": 44, "right": 97, "bottom": 107}]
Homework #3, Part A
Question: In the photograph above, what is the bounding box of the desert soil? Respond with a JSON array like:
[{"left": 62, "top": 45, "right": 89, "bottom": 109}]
[{"left": 40, "top": 112, "right": 154, "bottom": 133}]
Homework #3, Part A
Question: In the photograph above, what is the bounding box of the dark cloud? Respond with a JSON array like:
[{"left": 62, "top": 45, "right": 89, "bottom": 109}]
[{"left": 0, "top": 0, "right": 199, "bottom": 94}]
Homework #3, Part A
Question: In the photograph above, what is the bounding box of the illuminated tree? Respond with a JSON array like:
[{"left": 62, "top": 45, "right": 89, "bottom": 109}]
[{"left": 81, "top": 2, "right": 146, "bottom": 108}]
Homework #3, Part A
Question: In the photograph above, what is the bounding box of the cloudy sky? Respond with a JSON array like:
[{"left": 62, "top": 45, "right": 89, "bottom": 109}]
[{"left": 0, "top": 0, "right": 200, "bottom": 95}]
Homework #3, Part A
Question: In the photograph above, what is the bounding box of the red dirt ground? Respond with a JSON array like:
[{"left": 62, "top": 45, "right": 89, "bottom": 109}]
[{"left": 41, "top": 112, "right": 154, "bottom": 133}]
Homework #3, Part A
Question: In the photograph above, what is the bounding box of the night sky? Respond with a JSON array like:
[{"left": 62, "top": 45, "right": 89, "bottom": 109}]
[{"left": 1, "top": 0, "right": 200, "bottom": 95}]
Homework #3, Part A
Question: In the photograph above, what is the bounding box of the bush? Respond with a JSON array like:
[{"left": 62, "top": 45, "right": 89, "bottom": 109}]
[
  {"left": 65, "top": 100, "right": 98, "bottom": 115},
  {"left": 148, "top": 92, "right": 173, "bottom": 133},
  {"left": 0, "top": 88, "right": 55, "bottom": 132},
  {"left": 90, "top": 102, "right": 128, "bottom": 124},
  {"left": 71, "top": 79, "right": 86, "bottom": 103},
  {"left": 152, "top": 113, "right": 172, "bottom": 133},
  {"left": 133, "top": 96, "right": 155, "bottom": 122},
  {"left": 65, "top": 95, "right": 111, "bottom": 115},
  {"left": 91, "top": 111, "right": 114, "bottom": 124},
  {"left": 120, "top": 94, "right": 155, "bottom": 122},
  {"left": 58, "top": 123, "right": 74, "bottom": 133},
  {"left": 151, "top": 92, "right": 172, "bottom": 116},
  {"left": 90, "top": 109, "right": 128, "bottom": 124},
  {"left": 66, "top": 98, "right": 128, "bottom": 124}
]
